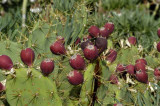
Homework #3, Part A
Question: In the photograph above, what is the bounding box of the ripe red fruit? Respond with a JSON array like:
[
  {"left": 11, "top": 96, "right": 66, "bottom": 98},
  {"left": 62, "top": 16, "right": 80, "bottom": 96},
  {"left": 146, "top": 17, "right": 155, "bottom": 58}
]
[
  {"left": 67, "top": 70, "right": 83, "bottom": 85},
  {"left": 50, "top": 41, "right": 66, "bottom": 55},
  {"left": 135, "top": 62, "right": 146, "bottom": 71},
  {"left": 83, "top": 45, "right": 98, "bottom": 61},
  {"left": 81, "top": 40, "right": 93, "bottom": 50},
  {"left": 104, "top": 22, "right": 114, "bottom": 34},
  {"left": 88, "top": 25, "right": 100, "bottom": 37},
  {"left": 128, "top": 36, "right": 136, "bottom": 45},
  {"left": 0, "top": 55, "right": 13, "bottom": 70},
  {"left": 126, "top": 64, "right": 135, "bottom": 75},
  {"left": 116, "top": 64, "right": 126, "bottom": 73},
  {"left": 56, "top": 36, "right": 65, "bottom": 44},
  {"left": 40, "top": 59, "right": 54, "bottom": 76},
  {"left": 95, "top": 37, "right": 107, "bottom": 55},
  {"left": 100, "top": 27, "right": 110, "bottom": 38},
  {"left": 157, "top": 28, "right": 160, "bottom": 38},
  {"left": 74, "top": 37, "right": 81, "bottom": 45},
  {"left": 157, "top": 42, "right": 160, "bottom": 52},
  {"left": 20, "top": 48, "right": 35, "bottom": 66},
  {"left": 154, "top": 68, "right": 160, "bottom": 80},
  {"left": 135, "top": 58, "right": 147, "bottom": 65},
  {"left": 69, "top": 54, "right": 85, "bottom": 70},
  {"left": 106, "top": 49, "right": 117, "bottom": 63},
  {"left": 109, "top": 74, "right": 119, "bottom": 84},
  {"left": 135, "top": 70, "right": 148, "bottom": 84}
]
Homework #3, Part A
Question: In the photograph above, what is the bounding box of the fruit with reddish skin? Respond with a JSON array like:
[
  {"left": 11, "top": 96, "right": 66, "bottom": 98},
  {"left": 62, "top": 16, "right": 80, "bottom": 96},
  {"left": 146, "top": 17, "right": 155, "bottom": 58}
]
[
  {"left": 128, "top": 36, "right": 136, "bottom": 45},
  {"left": 67, "top": 70, "right": 84, "bottom": 85},
  {"left": 109, "top": 74, "right": 119, "bottom": 84},
  {"left": 106, "top": 49, "right": 117, "bottom": 63},
  {"left": 135, "top": 62, "right": 146, "bottom": 71},
  {"left": 0, "top": 55, "right": 13, "bottom": 70},
  {"left": 69, "top": 54, "right": 85, "bottom": 70},
  {"left": 80, "top": 40, "right": 93, "bottom": 50},
  {"left": 50, "top": 41, "right": 66, "bottom": 55},
  {"left": 56, "top": 36, "right": 64, "bottom": 44},
  {"left": 104, "top": 22, "right": 114, "bottom": 34},
  {"left": 135, "top": 58, "right": 147, "bottom": 65},
  {"left": 20, "top": 48, "right": 35, "bottom": 66},
  {"left": 88, "top": 25, "right": 100, "bottom": 37},
  {"left": 0, "top": 82, "right": 5, "bottom": 91},
  {"left": 116, "top": 64, "right": 126, "bottom": 73},
  {"left": 100, "top": 27, "right": 110, "bottom": 38},
  {"left": 74, "top": 37, "right": 81, "bottom": 45},
  {"left": 135, "top": 70, "right": 148, "bottom": 83},
  {"left": 154, "top": 68, "right": 160, "bottom": 80},
  {"left": 113, "top": 103, "right": 123, "bottom": 106},
  {"left": 126, "top": 64, "right": 135, "bottom": 75},
  {"left": 40, "top": 59, "right": 54, "bottom": 76},
  {"left": 157, "top": 42, "right": 160, "bottom": 52},
  {"left": 157, "top": 28, "right": 160, "bottom": 38},
  {"left": 83, "top": 45, "right": 98, "bottom": 60},
  {"left": 95, "top": 37, "right": 107, "bottom": 55}
]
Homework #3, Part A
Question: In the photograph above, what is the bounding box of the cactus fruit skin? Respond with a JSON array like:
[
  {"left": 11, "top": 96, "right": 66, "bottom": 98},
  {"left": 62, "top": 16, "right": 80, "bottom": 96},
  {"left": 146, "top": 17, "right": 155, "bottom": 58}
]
[
  {"left": 106, "top": 49, "right": 117, "bottom": 63},
  {"left": 20, "top": 48, "right": 35, "bottom": 66},
  {"left": 126, "top": 64, "right": 135, "bottom": 75},
  {"left": 74, "top": 37, "right": 81, "bottom": 45},
  {"left": 67, "top": 70, "right": 84, "bottom": 85},
  {"left": 135, "top": 70, "right": 148, "bottom": 84},
  {"left": 95, "top": 37, "right": 107, "bottom": 55},
  {"left": 69, "top": 54, "right": 85, "bottom": 70},
  {"left": 40, "top": 59, "right": 54, "bottom": 76},
  {"left": 135, "top": 62, "right": 146, "bottom": 72},
  {"left": 104, "top": 22, "right": 114, "bottom": 35},
  {"left": 50, "top": 41, "right": 66, "bottom": 55},
  {"left": 88, "top": 25, "right": 100, "bottom": 37},
  {"left": 128, "top": 36, "right": 136, "bottom": 45},
  {"left": 0, "top": 55, "right": 13, "bottom": 70},
  {"left": 157, "top": 42, "right": 160, "bottom": 52},
  {"left": 154, "top": 68, "right": 160, "bottom": 80},
  {"left": 135, "top": 58, "right": 147, "bottom": 65},
  {"left": 100, "top": 27, "right": 110, "bottom": 38},
  {"left": 81, "top": 40, "right": 93, "bottom": 50},
  {"left": 157, "top": 28, "right": 160, "bottom": 38},
  {"left": 83, "top": 45, "right": 98, "bottom": 61},
  {"left": 116, "top": 64, "right": 126, "bottom": 73},
  {"left": 109, "top": 74, "right": 119, "bottom": 84}
]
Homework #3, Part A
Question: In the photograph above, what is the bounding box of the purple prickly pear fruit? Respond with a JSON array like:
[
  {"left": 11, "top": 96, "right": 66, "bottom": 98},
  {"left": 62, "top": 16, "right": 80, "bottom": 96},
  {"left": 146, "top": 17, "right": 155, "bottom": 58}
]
[
  {"left": 80, "top": 40, "right": 93, "bottom": 50},
  {"left": 20, "top": 48, "right": 35, "bottom": 66},
  {"left": 40, "top": 59, "right": 54, "bottom": 76},
  {"left": 0, "top": 82, "right": 5, "bottom": 91},
  {"left": 135, "top": 70, "right": 148, "bottom": 84},
  {"left": 116, "top": 64, "right": 126, "bottom": 73},
  {"left": 69, "top": 54, "right": 85, "bottom": 70},
  {"left": 106, "top": 49, "right": 117, "bottom": 63},
  {"left": 128, "top": 36, "right": 136, "bottom": 45},
  {"left": 157, "top": 42, "right": 160, "bottom": 52},
  {"left": 95, "top": 37, "right": 107, "bottom": 55},
  {"left": 154, "top": 68, "right": 160, "bottom": 80},
  {"left": 50, "top": 41, "right": 66, "bottom": 55},
  {"left": 56, "top": 36, "right": 65, "bottom": 44},
  {"left": 67, "top": 70, "right": 84, "bottom": 85},
  {"left": 0, "top": 55, "right": 13, "bottom": 71},
  {"left": 83, "top": 45, "right": 98, "bottom": 61},
  {"left": 109, "top": 74, "right": 119, "bottom": 84},
  {"left": 88, "top": 25, "right": 100, "bottom": 37},
  {"left": 135, "top": 58, "right": 147, "bottom": 65},
  {"left": 100, "top": 27, "right": 110, "bottom": 38},
  {"left": 104, "top": 22, "right": 114, "bottom": 34},
  {"left": 135, "top": 62, "right": 146, "bottom": 72},
  {"left": 157, "top": 28, "right": 160, "bottom": 38},
  {"left": 126, "top": 64, "right": 135, "bottom": 75}
]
